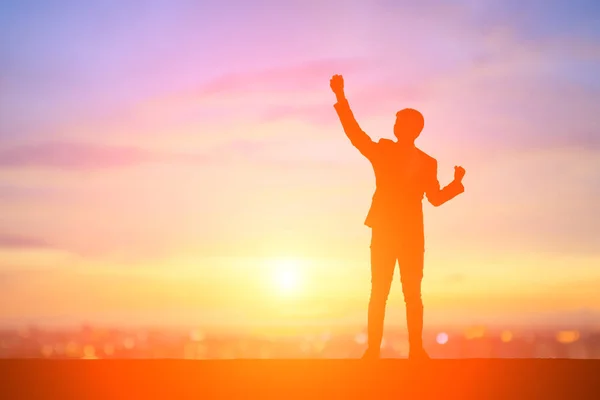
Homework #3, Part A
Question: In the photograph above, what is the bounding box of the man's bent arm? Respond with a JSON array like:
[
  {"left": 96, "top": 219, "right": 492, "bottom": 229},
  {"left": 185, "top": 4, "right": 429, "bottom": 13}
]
[
  {"left": 333, "top": 94, "right": 376, "bottom": 160},
  {"left": 425, "top": 160, "right": 464, "bottom": 207}
]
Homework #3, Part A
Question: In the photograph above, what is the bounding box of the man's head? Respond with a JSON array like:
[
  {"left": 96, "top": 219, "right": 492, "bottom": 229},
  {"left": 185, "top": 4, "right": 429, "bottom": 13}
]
[{"left": 394, "top": 108, "right": 424, "bottom": 145}]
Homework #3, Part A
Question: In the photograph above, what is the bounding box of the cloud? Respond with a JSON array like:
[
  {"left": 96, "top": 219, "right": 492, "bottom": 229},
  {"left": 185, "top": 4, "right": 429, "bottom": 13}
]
[
  {"left": 189, "top": 57, "right": 370, "bottom": 97},
  {"left": 0, "top": 234, "right": 53, "bottom": 249},
  {"left": 130, "top": 57, "right": 372, "bottom": 121},
  {"left": 0, "top": 141, "right": 165, "bottom": 170},
  {"left": 184, "top": 137, "right": 369, "bottom": 172},
  {"left": 259, "top": 104, "right": 334, "bottom": 126},
  {"left": 256, "top": 81, "right": 429, "bottom": 126},
  {"left": 0, "top": 138, "right": 349, "bottom": 171},
  {"left": 0, "top": 184, "right": 59, "bottom": 202}
]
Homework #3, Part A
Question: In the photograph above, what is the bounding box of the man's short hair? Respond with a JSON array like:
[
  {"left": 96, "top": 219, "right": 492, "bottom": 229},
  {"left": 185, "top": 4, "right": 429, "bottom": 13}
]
[{"left": 396, "top": 108, "right": 424, "bottom": 136}]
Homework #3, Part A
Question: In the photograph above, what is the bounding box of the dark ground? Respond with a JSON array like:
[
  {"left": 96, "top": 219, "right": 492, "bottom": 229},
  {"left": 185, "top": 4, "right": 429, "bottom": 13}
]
[{"left": 2, "top": 359, "right": 600, "bottom": 399}]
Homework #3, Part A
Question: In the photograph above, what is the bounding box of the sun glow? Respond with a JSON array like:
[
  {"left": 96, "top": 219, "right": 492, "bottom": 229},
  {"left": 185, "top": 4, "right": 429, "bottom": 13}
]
[{"left": 269, "top": 258, "right": 303, "bottom": 294}]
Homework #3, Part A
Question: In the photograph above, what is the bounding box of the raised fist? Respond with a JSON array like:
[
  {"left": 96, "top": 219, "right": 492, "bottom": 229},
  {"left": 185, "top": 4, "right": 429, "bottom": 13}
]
[
  {"left": 454, "top": 166, "right": 466, "bottom": 182},
  {"left": 330, "top": 74, "right": 344, "bottom": 95}
]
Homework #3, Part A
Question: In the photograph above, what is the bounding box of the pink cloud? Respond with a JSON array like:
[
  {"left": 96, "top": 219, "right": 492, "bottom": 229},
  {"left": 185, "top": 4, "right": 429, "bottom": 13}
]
[
  {"left": 132, "top": 57, "right": 371, "bottom": 118},
  {"left": 0, "top": 139, "right": 319, "bottom": 171},
  {"left": 0, "top": 136, "right": 351, "bottom": 176},
  {"left": 254, "top": 81, "right": 428, "bottom": 126},
  {"left": 192, "top": 57, "right": 370, "bottom": 96},
  {"left": 0, "top": 141, "right": 164, "bottom": 170},
  {"left": 0, "top": 234, "right": 53, "bottom": 249},
  {"left": 259, "top": 104, "right": 335, "bottom": 126},
  {"left": 75, "top": 57, "right": 372, "bottom": 140},
  {"left": 0, "top": 184, "right": 59, "bottom": 201}
]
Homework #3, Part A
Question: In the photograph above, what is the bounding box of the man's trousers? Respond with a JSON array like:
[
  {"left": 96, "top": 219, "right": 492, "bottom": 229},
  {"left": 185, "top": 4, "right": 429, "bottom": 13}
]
[{"left": 367, "top": 227, "right": 425, "bottom": 352}]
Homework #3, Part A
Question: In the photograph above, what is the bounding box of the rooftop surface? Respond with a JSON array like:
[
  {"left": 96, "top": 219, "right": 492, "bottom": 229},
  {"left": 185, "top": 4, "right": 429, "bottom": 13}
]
[{"left": 3, "top": 359, "right": 600, "bottom": 399}]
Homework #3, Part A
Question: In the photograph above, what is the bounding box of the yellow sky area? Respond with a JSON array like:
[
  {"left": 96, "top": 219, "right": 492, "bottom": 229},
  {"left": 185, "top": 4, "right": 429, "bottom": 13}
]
[
  {"left": 1, "top": 140, "right": 599, "bottom": 325},
  {"left": 3, "top": 249, "right": 600, "bottom": 324},
  {"left": 0, "top": 248, "right": 77, "bottom": 271}
]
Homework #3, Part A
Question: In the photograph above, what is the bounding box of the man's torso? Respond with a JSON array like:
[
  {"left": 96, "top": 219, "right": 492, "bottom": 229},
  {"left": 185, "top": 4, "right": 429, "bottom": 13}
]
[{"left": 364, "top": 139, "right": 434, "bottom": 237}]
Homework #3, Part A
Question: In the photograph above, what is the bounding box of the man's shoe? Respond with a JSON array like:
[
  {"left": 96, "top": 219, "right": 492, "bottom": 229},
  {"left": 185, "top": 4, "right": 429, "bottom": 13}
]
[
  {"left": 361, "top": 348, "right": 380, "bottom": 360},
  {"left": 408, "top": 347, "right": 430, "bottom": 361}
]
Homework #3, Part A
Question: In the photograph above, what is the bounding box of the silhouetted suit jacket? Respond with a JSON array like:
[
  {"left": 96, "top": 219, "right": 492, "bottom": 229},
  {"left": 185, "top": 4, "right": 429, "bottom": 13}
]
[{"left": 334, "top": 99, "right": 464, "bottom": 247}]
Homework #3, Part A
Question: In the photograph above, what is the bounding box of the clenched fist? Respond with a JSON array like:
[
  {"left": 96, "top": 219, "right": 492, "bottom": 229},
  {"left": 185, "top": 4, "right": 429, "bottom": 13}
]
[
  {"left": 330, "top": 74, "right": 344, "bottom": 95},
  {"left": 454, "top": 166, "right": 466, "bottom": 182}
]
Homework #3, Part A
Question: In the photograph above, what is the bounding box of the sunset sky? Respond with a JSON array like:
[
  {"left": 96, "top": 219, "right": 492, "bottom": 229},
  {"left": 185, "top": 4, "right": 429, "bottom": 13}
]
[{"left": 1, "top": 0, "right": 599, "bottom": 330}]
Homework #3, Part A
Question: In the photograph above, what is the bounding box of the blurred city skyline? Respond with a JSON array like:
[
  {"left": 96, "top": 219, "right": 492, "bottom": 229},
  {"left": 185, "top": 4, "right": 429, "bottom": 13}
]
[{"left": 1, "top": 323, "right": 598, "bottom": 359}]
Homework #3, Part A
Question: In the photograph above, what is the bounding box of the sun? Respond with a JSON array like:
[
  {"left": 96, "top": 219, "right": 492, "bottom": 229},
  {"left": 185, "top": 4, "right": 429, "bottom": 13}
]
[
  {"left": 276, "top": 268, "right": 298, "bottom": 291},
  {"left": 270, "top": 258, "right": 302, "bottom": 294}
]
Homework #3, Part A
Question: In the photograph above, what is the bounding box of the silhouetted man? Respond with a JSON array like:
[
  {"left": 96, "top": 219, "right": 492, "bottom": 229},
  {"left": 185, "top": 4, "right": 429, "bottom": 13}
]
[{"left": 330, "top": 74, "right": 465, "bottom": 360}]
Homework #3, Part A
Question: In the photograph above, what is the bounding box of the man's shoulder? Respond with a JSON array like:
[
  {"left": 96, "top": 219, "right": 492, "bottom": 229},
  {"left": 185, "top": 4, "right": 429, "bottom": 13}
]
[
  {"left": 378, "top": 138, "right": 395, "bottom": 146},
  {"left": 415, "top": 147, "right": 436, "bottom": 164},
  {"left": 374, "top": 138, "right": 395, "bottom": 154}
]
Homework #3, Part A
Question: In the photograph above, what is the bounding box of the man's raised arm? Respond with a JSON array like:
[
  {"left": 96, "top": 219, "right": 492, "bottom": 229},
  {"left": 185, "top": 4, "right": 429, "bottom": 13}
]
[
  {"left": 426, "top": 163, "right": 466, "bottom": 207},
  {"left": 330, "top": 74, "right": 376, "bottom": 160}
]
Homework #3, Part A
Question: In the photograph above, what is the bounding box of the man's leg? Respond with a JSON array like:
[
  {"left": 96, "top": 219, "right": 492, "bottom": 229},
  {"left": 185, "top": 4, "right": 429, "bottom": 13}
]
[
  {"left": 398, "top": 247, "right": 429, "bottom": 359},
  {"left": 364, "top": 229, "right": 397, "bottom": 358}
]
